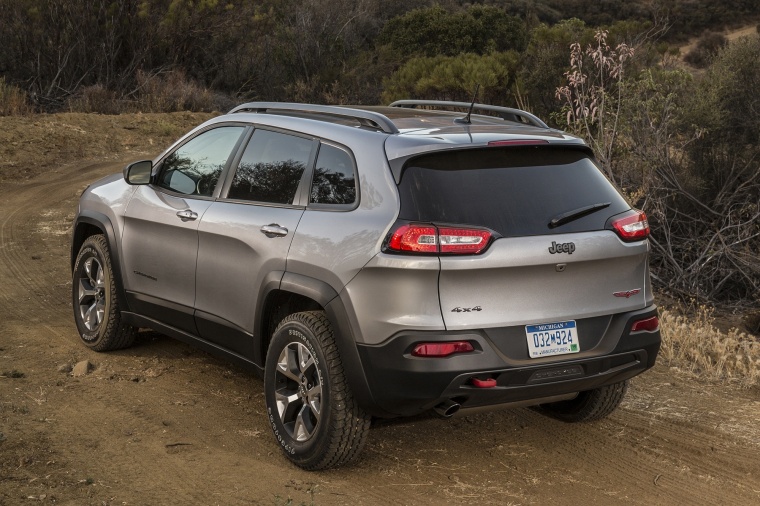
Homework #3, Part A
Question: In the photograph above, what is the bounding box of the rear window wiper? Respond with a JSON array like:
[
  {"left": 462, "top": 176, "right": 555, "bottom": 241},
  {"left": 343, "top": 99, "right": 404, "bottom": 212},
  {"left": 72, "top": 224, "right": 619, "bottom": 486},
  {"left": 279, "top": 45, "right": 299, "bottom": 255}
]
[{"left": 548, "top": 202, "right": 611, "bottom": 229}]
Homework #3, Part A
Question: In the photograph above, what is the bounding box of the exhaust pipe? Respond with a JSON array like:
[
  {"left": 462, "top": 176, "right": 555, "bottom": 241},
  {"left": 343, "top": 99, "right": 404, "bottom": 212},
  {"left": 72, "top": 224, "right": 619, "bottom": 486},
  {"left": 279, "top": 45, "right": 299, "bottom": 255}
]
[{"left": 433, "top": 400, "right": 460, "bottom": 418}]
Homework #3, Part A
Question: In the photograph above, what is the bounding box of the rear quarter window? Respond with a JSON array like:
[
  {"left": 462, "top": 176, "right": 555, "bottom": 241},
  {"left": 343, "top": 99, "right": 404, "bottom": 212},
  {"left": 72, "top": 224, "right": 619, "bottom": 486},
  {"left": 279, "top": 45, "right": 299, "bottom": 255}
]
[
  {"left": 398, "top": 147, "right": 630, "bottom": 237},
  {"left": 309, "top": 143, "right": 357, "bottom": 206}
]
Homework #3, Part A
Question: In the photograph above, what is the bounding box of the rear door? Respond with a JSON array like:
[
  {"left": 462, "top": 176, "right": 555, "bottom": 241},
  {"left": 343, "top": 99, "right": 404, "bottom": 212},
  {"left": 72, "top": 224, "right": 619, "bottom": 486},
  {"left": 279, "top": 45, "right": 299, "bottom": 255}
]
[
  {"left": 396, "top": 146, "right": 649, "bottom": 331},
  {"left": 193, "top": 128, "right": 315, "bottom": 357}
]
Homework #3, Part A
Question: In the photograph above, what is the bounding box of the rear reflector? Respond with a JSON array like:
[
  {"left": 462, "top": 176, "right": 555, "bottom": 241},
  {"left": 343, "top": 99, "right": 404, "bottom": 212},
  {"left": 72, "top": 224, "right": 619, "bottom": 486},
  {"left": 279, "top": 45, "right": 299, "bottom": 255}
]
[
  {"left": 611, "top": 210, "right": 650, "bottom": 241},
  {"left": 487, "top": 139, "right": 550, "bottom": 146},
  {"left": 631, "top": 316, "right": 659, "bottom": 332},
  {"left": 386, "top": 224, "right": 492, "bottom": 255},
  {"left": 412, "top": 341, "right": 475, "bottom": 357}
]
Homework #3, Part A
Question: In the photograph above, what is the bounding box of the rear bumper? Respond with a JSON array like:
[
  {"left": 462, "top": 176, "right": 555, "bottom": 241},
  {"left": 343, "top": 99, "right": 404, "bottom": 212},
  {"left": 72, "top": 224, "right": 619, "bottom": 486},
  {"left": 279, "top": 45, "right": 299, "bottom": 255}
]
[{"left": 355, "top": 306, "right": 660, "bottom": 417}]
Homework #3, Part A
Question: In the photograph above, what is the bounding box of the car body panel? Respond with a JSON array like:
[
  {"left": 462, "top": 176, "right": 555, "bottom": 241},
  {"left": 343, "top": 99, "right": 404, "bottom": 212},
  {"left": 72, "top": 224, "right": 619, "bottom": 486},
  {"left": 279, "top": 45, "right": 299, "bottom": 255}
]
[
  {"left": 121, "top": 186, "right": 213, "bottom": 314},
  {"left": 438, "top": 231, "right": 649, "bottom": 330},
  {"left": 194, "top": 201, "right": 304, "bottom": 341},
  {"left": 287, "top": 140, "right": 400, "bottom": 292}
]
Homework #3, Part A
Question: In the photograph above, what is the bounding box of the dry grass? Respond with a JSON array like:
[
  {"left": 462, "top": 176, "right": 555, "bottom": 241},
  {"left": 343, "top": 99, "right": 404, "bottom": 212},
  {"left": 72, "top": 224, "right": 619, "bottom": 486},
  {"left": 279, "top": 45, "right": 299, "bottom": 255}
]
[
  {"left": 0, "top": 77, "right": 31, "bottom": 116},
  {"left": 64, "top": 70, "right": 219, "bottom": 114},
  {"left": 135, "top": 69, "right": 214, "bottom": 113},
  {"left": 659, "top": 305, "right": 760, "bottom": 387}
]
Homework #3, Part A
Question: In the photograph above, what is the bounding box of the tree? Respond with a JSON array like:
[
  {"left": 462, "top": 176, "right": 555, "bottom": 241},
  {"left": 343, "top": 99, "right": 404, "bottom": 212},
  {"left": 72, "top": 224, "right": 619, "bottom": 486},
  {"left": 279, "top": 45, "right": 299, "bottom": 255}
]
[{"left": 555, "top": 29, "right": 634, "bottom": 183}]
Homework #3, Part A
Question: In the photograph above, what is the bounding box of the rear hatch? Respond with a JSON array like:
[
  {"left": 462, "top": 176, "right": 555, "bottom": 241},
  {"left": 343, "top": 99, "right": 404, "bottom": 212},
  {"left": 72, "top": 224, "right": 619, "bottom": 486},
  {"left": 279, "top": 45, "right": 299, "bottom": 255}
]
[{"left": 393, "top": 145, "right": 649, "bottom": 331}]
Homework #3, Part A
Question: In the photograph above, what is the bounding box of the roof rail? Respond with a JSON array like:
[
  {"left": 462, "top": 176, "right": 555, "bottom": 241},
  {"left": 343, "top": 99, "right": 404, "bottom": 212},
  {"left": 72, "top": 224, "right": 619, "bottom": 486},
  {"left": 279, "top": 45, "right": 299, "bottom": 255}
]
[
  {"left": 229, "top": 102, "right": 399, "bottom": 134},
  {"left": 388, "top": 100, "right": 549, "bottom": 129}
]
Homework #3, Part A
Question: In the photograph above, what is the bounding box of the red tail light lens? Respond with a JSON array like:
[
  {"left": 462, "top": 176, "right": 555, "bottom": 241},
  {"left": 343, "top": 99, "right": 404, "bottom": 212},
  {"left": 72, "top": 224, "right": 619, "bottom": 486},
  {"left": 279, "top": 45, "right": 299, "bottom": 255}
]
[
  {"left": 388, "top": 224, "right": 438, "bottom": 253},
  {"left": 631, "top": 315, "right": 659, "bottom": 332},
  {"left": 386, "top": 224, "right": 492, "bottom": 255},
  {"left": 611, "top": 210, "right": 649, "bottom": 242},
  {"left": 412, "top": 341, "right": 475, "bottom": 357}
]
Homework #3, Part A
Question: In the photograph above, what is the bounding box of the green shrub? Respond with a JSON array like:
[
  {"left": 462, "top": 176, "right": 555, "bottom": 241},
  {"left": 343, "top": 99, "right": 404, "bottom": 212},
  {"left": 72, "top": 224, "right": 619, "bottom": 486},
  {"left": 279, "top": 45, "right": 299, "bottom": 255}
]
[
  {"left": 381, "top": 52, "right": 520, "bottom": 105},
  {"left": 377, "top": 5, "right": 528, "bottom": 58},
  {"left": 684, "top": 31, "right": 728, "bottom": 68}
]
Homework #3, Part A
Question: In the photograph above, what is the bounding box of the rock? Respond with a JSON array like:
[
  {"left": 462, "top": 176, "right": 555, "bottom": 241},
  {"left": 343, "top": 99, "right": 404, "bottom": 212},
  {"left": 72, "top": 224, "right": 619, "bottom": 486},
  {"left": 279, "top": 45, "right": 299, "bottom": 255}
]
[
  {"left": 57, "top": 363, "right": 72, "bottom": 374},
  {"left": 71, "top": 360, "right": 91, "bottom": 377}
]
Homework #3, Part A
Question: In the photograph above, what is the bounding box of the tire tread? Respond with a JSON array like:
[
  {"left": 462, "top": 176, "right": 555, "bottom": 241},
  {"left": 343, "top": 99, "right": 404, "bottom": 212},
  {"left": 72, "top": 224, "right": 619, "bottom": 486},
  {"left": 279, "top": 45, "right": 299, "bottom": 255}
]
[
  {"left": 73, "top": 235, "right": 136, "bottom": 352},
  {"left": 536, "top": 380, "right": 629, "bottom": 423},
  {"left": 270, "top": 310, "right": 370, "bottom": 470}
]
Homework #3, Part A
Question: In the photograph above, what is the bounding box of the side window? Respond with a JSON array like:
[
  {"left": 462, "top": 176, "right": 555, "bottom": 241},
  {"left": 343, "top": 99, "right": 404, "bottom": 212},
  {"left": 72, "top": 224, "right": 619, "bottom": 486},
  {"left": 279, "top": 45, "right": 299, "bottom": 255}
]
[
  {"left": 157, "top": 126, "right": 244, "bottom": 196},
  {"left": 228, "top": 129, "right": 313, "bottom": 205},
  {"left": 310, "top": 144, "right": 357, "bottom": 206}
]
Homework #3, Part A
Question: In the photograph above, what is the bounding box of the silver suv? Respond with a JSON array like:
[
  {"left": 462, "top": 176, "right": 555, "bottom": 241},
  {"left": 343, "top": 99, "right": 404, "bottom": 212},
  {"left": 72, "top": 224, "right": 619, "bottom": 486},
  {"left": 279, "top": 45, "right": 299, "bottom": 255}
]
[{"left": 71, "top": 101, "right": 661, "bottom": 470}]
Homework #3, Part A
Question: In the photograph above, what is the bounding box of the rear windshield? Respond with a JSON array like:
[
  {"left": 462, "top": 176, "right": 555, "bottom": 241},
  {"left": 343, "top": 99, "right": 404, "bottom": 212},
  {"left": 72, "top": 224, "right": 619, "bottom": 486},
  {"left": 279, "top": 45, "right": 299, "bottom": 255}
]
[{"left": 398, "top": 147, "right": 629, "bottom": 237}]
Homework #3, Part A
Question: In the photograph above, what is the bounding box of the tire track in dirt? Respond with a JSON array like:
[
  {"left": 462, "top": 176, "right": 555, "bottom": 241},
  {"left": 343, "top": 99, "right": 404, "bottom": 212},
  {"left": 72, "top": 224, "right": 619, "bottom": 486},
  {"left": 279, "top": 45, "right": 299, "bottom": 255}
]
[{"left": 0, "top": 162, "right": 108, "bottom": 327}]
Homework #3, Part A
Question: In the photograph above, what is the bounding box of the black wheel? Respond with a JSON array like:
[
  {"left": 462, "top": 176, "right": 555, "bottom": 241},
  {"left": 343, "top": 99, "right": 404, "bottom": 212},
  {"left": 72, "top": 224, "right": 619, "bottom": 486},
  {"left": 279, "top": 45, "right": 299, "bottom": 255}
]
[
  {"left": 534, "top": 380, "right": 629, "bottom": 423},
  {"left": 264, "top": 311, "right": 370, "bottom": 470},
  {"left": 72, "top": 234, "right": 136, "bottom": 351}
]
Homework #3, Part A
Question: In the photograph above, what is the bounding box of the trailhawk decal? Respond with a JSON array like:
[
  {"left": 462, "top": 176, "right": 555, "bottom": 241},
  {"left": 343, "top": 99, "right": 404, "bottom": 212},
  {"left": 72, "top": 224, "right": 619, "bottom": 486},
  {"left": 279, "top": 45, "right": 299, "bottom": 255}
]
[{"left": 613, "top": 288, "right": 641, "bottom": 298}]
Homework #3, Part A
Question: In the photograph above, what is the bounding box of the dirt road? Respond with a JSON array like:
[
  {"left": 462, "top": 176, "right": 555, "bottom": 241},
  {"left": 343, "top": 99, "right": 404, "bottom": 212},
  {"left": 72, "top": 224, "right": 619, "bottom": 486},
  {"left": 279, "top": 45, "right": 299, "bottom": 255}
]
[{"left": 1, "top": 154, "right": 759, "bottom": 505}]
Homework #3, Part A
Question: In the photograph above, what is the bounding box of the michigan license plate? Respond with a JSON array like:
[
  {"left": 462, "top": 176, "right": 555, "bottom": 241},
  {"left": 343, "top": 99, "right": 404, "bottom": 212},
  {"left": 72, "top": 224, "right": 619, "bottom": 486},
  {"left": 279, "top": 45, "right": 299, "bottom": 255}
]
[{"left": 525, "top": 321, "right": 580, "bottom": 358}]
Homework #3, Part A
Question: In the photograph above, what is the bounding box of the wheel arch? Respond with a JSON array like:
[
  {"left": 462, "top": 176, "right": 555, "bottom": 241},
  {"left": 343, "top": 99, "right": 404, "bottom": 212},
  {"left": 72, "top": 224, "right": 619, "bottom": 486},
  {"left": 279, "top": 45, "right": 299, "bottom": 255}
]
[
  {"left": 255, "top": 272, "right": 381, "bottom": 415},
  {"left": 71, "top": 211, "right": 130, "bottom": 312}
]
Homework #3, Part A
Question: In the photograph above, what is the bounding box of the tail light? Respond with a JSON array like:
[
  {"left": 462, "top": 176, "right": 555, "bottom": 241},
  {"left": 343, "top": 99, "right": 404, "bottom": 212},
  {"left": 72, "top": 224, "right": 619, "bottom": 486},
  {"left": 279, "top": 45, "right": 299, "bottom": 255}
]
[
  {"left": 631, "top": 315, "right": 659, "bottom": 332},
  {"left": 387, "top": 224, "right": 437, "bottom": 253},
  {"left": 611, "top": 210, "right": 649, "bottom": 242},
  {"left": 386, "top": 223, "right": 492, "bottom": 255},
  {"left": 412, "top": 341, "right": 475, "bottom": 357}
]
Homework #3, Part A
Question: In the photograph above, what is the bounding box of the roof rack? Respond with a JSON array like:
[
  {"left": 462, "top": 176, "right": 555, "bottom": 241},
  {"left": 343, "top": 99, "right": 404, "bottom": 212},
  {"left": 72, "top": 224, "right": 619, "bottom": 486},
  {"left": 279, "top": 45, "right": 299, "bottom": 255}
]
[
  {"left": 229, "top": 102, "right": 399, "bottom": 134},
  {"left": 388, "top": 100, "right": 549, "bottom": 129}
]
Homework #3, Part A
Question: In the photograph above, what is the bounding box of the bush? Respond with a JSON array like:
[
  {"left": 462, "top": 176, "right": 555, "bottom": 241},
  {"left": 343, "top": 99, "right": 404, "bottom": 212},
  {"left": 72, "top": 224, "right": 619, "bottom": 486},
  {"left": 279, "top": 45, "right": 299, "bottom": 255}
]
[
  {"left": 377, "top": 5, "right": 528, "bottom": 58},
  {"left": 684, "top": 31, "right": 728, "bottom": 68},
  {"left": 381, "top": 52, "right": 520, "bottom": 105},
  {"left": 66, "top": 84, "right": 128, "bottom": 114},
  {"left": 135, "top": 70, "right": 215, "bottom": 113},
  {"left": 0, "top": 77, "right": 31, "bottom": 116}
]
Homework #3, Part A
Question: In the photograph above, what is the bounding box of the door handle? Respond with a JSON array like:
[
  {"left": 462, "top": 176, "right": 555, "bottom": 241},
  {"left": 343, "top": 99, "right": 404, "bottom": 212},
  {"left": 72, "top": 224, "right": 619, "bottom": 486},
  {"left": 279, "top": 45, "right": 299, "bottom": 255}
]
[
  {"left": 176, "top": 210, "right": 198, "bottom": 221},
  {"left": 260, "top": 224, "right": 288, "bottom": 237}
]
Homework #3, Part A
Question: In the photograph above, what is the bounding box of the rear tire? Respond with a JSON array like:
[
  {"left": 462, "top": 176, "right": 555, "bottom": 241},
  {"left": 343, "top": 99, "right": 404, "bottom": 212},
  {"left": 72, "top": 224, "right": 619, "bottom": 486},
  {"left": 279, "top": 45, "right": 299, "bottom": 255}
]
[
  {"left": 534, "top": 380, "right": 629, "bottom": 423},
  {"left": 264, "top": 311, "right": 370, "bottom": 470},
  {"left": 72, "top": 234, "right": 136, "bottom": 351}
]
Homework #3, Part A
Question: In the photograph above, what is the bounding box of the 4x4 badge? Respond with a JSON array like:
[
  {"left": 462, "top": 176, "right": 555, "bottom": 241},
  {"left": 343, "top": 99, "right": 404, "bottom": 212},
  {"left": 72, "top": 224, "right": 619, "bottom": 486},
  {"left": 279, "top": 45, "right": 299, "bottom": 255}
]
[
  {"left": 613, "top": 289, "right": 641, "bottom": 298},
  {"left": 451, "top": 306, "right": 482, "bottom": 313}
]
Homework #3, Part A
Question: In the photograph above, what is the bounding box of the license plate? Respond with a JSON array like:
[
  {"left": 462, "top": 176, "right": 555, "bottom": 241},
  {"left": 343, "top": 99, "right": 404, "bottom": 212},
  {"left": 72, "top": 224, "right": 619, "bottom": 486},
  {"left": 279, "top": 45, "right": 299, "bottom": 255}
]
[{"left": 525, "top": 321, "right": 580, "bottom": 358}]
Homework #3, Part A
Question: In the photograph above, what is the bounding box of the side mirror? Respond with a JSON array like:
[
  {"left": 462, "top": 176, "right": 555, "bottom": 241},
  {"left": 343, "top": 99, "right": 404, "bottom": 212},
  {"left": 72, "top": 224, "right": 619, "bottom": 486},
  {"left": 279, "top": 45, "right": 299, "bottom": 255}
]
[{"left": 123, "top": 160, "right": 153, "bottom": 185}]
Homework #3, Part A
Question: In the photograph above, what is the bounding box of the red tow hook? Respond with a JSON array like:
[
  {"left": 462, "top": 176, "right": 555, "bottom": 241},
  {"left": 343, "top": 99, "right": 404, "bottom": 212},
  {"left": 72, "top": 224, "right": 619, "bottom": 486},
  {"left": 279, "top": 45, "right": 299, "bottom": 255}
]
[{"left": 470, "top": 377, "right": 497, "bottom": 388}]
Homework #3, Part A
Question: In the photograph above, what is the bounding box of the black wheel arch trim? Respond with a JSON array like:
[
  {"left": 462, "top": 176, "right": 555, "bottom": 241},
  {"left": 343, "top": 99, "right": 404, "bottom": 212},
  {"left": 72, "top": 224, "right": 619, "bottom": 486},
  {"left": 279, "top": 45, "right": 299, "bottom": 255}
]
[
  {"left": 256, "top": 272, "right": 386, "bottom": 417},
  {"left": 72, "top": 211, "right": 130, "bottom": 313}
]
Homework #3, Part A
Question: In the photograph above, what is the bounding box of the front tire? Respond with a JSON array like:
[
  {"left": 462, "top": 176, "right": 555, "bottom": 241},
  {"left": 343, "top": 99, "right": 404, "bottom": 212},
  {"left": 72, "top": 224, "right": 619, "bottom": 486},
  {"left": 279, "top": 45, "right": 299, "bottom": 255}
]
[
  {"left": 72, "top": 234, "right": 136, "bottom": 351},
  {"left": 534, "top": 380, "right": 629, "bottom": 423},
  {"left": 264, "top": 311, "right": 370, "bottom": 470}
]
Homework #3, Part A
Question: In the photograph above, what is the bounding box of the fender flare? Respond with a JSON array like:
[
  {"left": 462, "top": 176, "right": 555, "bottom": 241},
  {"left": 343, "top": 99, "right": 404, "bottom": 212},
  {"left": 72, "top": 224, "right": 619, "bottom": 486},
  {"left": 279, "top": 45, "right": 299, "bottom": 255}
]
[
  {"left": 71, "top": 210, "right": 130, "bottom": 312},
  {"left": 256, "top": 272, "right": 383, "bottom": 415}
]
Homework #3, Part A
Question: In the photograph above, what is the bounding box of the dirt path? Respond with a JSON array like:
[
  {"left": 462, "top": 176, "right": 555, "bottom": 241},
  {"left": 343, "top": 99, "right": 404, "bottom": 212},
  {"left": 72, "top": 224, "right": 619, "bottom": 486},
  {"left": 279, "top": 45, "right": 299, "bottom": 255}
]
[
  {"left": 678, "top": 24, "right": 758, "bottom": 59},
  {"left": 1, "top": 157, "right": 759, "bottom": 505}
]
